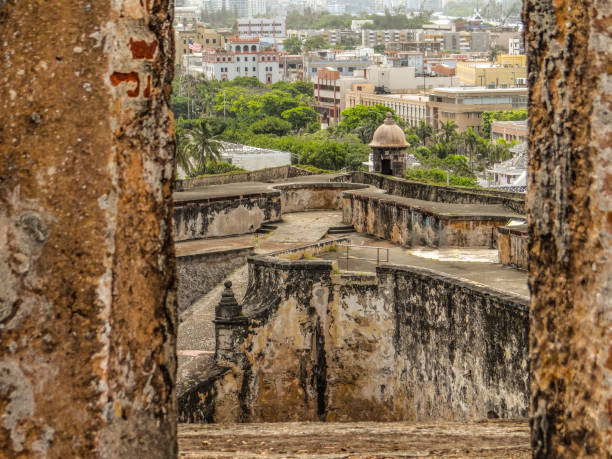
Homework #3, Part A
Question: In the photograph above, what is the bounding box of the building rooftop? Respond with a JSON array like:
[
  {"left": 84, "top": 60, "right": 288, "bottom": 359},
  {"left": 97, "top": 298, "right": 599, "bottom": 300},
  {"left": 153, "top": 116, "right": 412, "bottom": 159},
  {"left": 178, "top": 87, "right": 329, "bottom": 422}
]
[{"left": 431, "top": 86, "right": 528, "bottom": 93}]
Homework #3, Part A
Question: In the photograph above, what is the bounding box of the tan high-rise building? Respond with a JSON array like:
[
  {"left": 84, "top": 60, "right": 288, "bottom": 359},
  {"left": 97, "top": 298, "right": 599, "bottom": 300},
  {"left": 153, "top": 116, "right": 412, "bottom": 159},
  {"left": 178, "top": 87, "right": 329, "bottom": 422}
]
[
  {"left": 428, "top": 87, "right": 527, "bottom": 133},
  {"left": 175, "top": 26, "right": 228, "bottom": 70}
]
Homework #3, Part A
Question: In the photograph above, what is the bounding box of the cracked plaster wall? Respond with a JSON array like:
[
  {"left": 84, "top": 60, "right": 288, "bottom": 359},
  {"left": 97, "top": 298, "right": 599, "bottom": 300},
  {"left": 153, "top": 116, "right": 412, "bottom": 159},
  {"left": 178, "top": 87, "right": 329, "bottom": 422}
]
[{"left": 0, "top": 0, "right": 177, "bottom": 456}]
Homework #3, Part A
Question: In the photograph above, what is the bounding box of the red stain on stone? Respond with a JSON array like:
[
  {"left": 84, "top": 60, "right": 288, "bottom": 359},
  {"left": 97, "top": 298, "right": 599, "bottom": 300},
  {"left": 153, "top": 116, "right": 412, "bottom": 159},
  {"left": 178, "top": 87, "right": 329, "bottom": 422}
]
[
  {"left": 143, "top": 75, "right": 151, "bottom": 98},
  {"left": 129, "top": 38, "right": 157, "bottom": 59},
  {"left": 110, "top": 72, "right": 140, "bottom": 97}
]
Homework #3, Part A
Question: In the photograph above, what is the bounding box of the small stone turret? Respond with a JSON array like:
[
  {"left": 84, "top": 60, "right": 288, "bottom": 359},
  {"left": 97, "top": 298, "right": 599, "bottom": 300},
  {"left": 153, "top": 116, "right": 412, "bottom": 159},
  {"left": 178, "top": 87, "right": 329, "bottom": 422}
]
[
  {"left": 213, "top": 281, "right": 248, "bottom": 364},
  {"left": 369, "top": 113, "right": 408, "bottom": 177}
]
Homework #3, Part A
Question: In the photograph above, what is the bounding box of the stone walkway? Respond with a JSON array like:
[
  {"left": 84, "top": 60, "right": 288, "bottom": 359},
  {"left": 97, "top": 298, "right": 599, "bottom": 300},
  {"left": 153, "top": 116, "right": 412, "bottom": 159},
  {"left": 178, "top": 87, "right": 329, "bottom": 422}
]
[{"left": 178, "top": 420, "right": 530, "bottom": 458}]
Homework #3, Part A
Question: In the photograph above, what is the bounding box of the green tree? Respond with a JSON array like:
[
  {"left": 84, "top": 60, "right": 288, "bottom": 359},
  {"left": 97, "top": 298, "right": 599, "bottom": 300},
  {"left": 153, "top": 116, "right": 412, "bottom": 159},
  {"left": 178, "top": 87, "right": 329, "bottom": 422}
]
[
  {"left": 339, "top": 105, "right": 397, "bottom": 136},
  {"left": 250, "top": 116, "right": 292, "bottom": 136},
  {"left": 415, "top": 120, "right": 434, "bottom": 146},
  {"left": 283, "top": 36, "right": 303, "bottom": 54},
  {"left": 439, "top": 120, "right": 458, "bottom": 143},
  {"left": 281, "top": 106, "right": 318, "bottom": 131},
  {"left": 373, "top": 44, "right": 386, "bottom": 53},
  {"left": 303, "top": 35, "right": 329, "bottom": 52},
  {"left": 185, "top": 119, "right": 222, "bottom": 177},
  {"left": 460, "top": 127, "right": 479, "bottom": 170},
  {"left": 488, "top": 45, "right": 506, "bottom": 63},
  {"left": 175, "top": 125, "right": 192, "bottom": 177}
]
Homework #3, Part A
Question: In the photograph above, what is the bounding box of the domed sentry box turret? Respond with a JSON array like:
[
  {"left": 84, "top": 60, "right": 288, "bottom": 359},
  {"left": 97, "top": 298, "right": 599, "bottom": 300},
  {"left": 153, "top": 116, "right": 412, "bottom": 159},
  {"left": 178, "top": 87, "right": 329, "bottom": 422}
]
[
  {"left": 369, "top": 112, "right": 408, "bottom": 177},
  {"left": 213, "top": 281, "right": 248, "bottom": 364}
]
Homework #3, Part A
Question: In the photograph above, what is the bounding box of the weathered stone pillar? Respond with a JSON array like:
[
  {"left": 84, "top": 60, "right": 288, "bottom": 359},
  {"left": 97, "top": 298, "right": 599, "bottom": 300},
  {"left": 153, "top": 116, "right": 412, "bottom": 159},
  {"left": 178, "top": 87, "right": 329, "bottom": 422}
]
[
  {"left": 0, "top": 0, "right": 176, "bottom": 456},
  {"left": 524, "top": 0, "right": 612, "bottom": 455}
]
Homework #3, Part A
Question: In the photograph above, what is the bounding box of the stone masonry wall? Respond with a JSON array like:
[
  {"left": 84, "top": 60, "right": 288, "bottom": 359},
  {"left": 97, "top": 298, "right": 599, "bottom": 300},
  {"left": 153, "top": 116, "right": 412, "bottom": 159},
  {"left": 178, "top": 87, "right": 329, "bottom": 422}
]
[
  {"left": 0, "top": 0, "right": 177, "bottom": 456},
  {"left": 174, "top": 193, "right": 281, "bottom": 241},
  {"left": 524, "top": 0, "right": 612, "bottom": 454},
  {"left": 176, "top": 166, "right": 315, "bottom": 191},
  {"left": 179, "top": 257, "right": 529, "bottom": 423},
  {"left": 497, "top": 226, "right": 528, "bottom": 270},
  {"left": 177, "top": 247, "right": 254, "bottom": 315},
  {"left": 343, "top": 192, "right": 509, "bottom": 247},
  {"left": 336, "top": 172, "right": 526, "bottom": 214},
  {"left": 274, "top": 183, "right": 369, "bottom": 213}
]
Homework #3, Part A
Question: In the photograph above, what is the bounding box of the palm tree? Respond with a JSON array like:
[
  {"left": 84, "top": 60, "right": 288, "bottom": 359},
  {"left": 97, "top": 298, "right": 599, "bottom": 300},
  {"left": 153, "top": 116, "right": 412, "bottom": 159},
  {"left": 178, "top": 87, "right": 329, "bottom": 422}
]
[
  {"left": 461, "top": 127, "right": 478, "bottom": 170},
  {"left": 439, "top": 120, "right": 458, "bottom": 143},
  {"left": 174, "top": 126, "right": 193, "bottom": 178},
  {"left": 185, "top": 119, "right": 222, "bottom": 177},
  {"left": 415, "top": 120, "right": 433, "bottom": 146}
]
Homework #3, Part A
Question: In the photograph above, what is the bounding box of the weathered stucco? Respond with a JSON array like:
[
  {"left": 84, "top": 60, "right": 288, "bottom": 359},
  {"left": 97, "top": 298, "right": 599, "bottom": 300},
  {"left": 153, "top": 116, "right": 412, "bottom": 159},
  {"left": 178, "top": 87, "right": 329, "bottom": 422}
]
[
  {"left": 179, "top": 248, "right": 529, "bottom": 423},
  {"left": 497, "top": 225, "right": 528, "bottom": 270},
  {"left": 0, "top": 0, "right": 177, "bottom": 456},
  {"left": 524, "top": 0, "right": 612, "bottom": 454},
  {"left": 173, "top": 193, "right": 281, "bottom": 241},
  {"left": 335, "top": 171, "right": 526, "bottom": 214},
  {"left": 274, "top": 183, "right": 369, "bottom": 213},
  {"left": 343, "top": 193, "right": 511, "bottom": 247}
]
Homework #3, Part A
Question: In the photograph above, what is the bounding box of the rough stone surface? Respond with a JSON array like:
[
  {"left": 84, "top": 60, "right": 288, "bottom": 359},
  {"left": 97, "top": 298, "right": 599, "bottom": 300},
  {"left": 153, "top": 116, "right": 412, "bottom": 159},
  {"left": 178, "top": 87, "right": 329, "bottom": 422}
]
[
  {"left": 273, "top": 183, "right": 369, "bottom": 213},
  {"left": 336, "top": 172, "right": 526, "bottom": 214},
  {"left": 177, "top": 247, "right": 253, "bottom": 314},
  {"left": 179, "top": 250, "right": 529, "bottom": 423},
  {"left": 343, "top": 192, "right": 520, "bottom": 247},
  {"left": 524, "top": 0, "right": 612, "bottom": 454},
  {"left": 0, "top": 0, "right": 177, "bottom": 456},
  {"left": 176, "top": 165, "right": 315, "bottom": 191},
  {"left": 173, "top": 193, "right": 281, "bottom": 241},
  {"left": 178, "top": 420, "right": 531, "bottom": 458}
]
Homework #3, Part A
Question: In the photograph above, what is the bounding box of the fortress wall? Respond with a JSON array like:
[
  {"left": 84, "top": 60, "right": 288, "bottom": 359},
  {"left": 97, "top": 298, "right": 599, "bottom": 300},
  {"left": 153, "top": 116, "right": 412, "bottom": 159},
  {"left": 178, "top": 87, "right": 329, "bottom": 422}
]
[
  {"left": 176, "top": 166, "right": 315, "bottom": 191},
  {"left": 177, "top": 247, "right": 254, "bottom": 315},
  {"left": 336, "top": 172, "right": 526, "bottom": 214},
  {"left": 274, "top": 183, "right": 369, "bottom": 213},
  {"left": 496, "top": 226, "right": 528, "bottom": 270},
  {"left": 343, "top": 192, "right": 509, "bottom": 247},
  {"left": 179, "top": 256, "right": 529, "bottom": 423},
  {"left": 173, "top": 193, "right": 281, "bottom": 241}
]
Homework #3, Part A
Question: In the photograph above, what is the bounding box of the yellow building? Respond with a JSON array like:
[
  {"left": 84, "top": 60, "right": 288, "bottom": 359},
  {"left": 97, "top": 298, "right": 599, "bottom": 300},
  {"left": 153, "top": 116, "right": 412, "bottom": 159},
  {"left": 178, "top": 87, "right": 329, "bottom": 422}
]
[
  {"left": 456, "top": 60, "right": 527, "bottom": 87},
  {"left": 497, "top": 54, "right": 527, "bottom": 67},
  {"left": 175, "top": 27, "right": 228, "bottom": 70}
]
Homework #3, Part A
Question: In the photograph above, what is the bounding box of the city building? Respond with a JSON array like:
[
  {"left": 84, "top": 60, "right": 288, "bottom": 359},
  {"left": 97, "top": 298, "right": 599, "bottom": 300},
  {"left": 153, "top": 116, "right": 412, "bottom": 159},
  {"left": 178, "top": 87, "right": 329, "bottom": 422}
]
[
  {"left": 386, "top": 40, "right": 442, "bottom": 54},
  {"left": 201, "top": 37, "right": 280, "bottom": 84},
  {"left": 427, "top": 86, "right": 528, "bottom": 132},
  {"left": 364, "top": 65, "right": 454, "bottom": 92},
  {"left": 361, "top": 29, "right": 420, "bottom": 48},
  {"left": 278, "top": 54, "right": 304, "bottom": 81},
  {"left": 175, "top": 26, "right": 227, "bottom": 70},
  {"left": 455, "top": 60, "right": 527, "bottom": 87},
  {"left": 345, "top": 85, "right": 429, "bottom": 127},
  {"left": 486, "top": 142, "right": 527, "bottom": 188},
  {"left": 312, "top": 68, "right": 368, "bottom": 126},
  {"left": 174, "top": 6, "right": 200, "bottom": 25},
  {"left": 491, "top": 120, "right": 528, "bottom": 143},
  {"left": 304, "top": 50, "right": 372, "bottom": 78},
  {"left": 286, "top": 29, "right": 360, "bottom": 46},
  {"left": 237, "top": 17, "right": 286, "bottom": 38},
  {"left": 383, "top": 51, "right": 424, "bottom": 72},
  {"left": 508, "top": 37, "right": 524, "bottom": 55}
]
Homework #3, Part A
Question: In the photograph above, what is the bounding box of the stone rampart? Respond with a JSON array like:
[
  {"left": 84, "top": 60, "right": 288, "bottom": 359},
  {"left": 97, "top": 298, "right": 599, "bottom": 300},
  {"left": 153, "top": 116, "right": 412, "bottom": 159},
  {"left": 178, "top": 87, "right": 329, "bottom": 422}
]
[
  {"left": 273, "top": 183, "right": 369, "bottom": 213},
  {"left": 176, "top": 166, "right": 315, "bottom": 191},
  {"left": 179, "top": 254, "right": 529, "bottom": 423},
  {"left": 174, "top": 192, "right": 281, "bottom": 241},
  {"left": 342, "top": 192, "right": 512, "bottom": 247},
  {"left": 335, "top": 172, "right": 525, "bottom": 214},
  {"left": 496, "top": 225, "right": 528, "bottom": 270},
  {"left": 177, "top": 246, "right": 254, "bottom": 315}
]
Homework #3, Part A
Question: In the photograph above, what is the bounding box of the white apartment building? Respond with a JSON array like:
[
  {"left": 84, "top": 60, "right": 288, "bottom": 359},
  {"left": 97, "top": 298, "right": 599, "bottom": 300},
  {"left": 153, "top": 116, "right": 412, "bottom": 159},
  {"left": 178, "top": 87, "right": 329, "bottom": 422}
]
[
  {"left": 345, "top": 86, "right": 429, "bottom": 127},
  {"left": 237, "top": 17, "right": 286, "bottom": 38},
  {"left": 202, "top": 38, "right": 280, "bottom": 84},
  {"left": 509, "top": 37, "right": 524, "bottom": 55}
]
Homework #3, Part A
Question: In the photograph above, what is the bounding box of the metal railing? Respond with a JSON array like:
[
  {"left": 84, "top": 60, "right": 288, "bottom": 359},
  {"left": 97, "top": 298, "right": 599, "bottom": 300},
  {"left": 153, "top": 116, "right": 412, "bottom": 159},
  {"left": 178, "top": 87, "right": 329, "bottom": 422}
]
[{"left": 336, "top": 243, "right": 390, "bottom": 271}]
